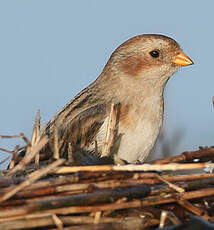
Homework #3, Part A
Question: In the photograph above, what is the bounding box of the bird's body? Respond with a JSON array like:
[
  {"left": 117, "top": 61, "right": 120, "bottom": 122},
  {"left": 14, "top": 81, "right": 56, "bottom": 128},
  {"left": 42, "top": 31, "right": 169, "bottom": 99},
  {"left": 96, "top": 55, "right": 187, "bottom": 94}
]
[{"left": 39, "top": 34, "right": 193, "bottom": 164}]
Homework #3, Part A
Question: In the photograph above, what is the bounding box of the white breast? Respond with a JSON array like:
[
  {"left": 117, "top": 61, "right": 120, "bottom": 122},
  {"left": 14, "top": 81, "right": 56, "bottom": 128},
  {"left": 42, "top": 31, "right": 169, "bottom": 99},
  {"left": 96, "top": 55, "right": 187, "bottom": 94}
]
[
  {"left": 117, "top": 96, "right": 164, "bottom": 163},
  {"left": 88, "top": 95, "right": 164, "bottom": 163}
]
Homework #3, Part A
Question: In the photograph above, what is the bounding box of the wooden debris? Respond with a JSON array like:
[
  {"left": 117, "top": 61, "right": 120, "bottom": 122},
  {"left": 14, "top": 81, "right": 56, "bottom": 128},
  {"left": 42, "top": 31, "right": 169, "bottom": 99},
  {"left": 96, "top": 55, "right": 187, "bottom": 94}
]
[{"left": 1, "top": 131, "right": 214, "bottom": 229}]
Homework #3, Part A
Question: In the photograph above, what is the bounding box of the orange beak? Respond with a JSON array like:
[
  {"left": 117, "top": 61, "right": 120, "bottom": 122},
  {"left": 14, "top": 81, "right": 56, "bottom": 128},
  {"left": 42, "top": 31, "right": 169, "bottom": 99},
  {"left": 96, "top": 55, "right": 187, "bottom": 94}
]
[{"left": 173, "top": 51, "right": 194, "bottom": 66}]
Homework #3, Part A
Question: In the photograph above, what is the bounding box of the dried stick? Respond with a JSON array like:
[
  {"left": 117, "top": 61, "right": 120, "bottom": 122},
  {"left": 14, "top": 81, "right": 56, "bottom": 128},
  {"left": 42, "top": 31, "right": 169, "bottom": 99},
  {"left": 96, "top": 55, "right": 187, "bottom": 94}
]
[
  {"left": 53, "top": 125, "right": 60, "bottom": 160},
  {"left": 0, "top": 148, "right": 16, "bottom": 154},
  {"left": 51, "top": 214, "right": 63, "bottom": 230},
  {"left": 159, "top": 210, "right": 168, "bottom": 228},
  {"left": 7, "top": 136, "right": 48, "bottom": 176},
  {"left": 151, "top": 147, "right": 214, "bottom": 164},
  {"left": 54, "top": 163, "right": 214, "bottom": 174},
  {"left": 1, "top": 172, "right": 213, "bottom": 197},
  {"left": 0, "top": 216, "right": 146, "bottom": 230},
  {"left": 0, "top": 159, "right": 65, "bottom": 203},
  {"left": 31, "top": 110, "right": 41, "bottom": 147},
  {"left": 102, "top": 103, "right": 116, "bottom": 157},
  {"left": 41, "top": 187, "right": 214, "bottom": 215},
  {"left": 31, "top": 110, "right": 41, "bottom": 164},
  {"left": 174, "top": 195, "right": 211, "bottom": 221},
  {"left": 93, "top": 211, "right": 102, "bottom": 224},
  {"left": 1, "top": 187, "right": 214, "bottom": 221},
  {"left": 103, "top": 197, "right": 127, "bottom": 217},
  {"left": 19, "top": 133, "right": 31, "bottom": 147},
  {"left": 155, "top": 174, "right": 185, "bottom": 193},
  {"left": 0, "top": 134, "right": 24, "bottom": 139},
  {"left": 8, "top": 145, "right": 20, "bottom": 169}
]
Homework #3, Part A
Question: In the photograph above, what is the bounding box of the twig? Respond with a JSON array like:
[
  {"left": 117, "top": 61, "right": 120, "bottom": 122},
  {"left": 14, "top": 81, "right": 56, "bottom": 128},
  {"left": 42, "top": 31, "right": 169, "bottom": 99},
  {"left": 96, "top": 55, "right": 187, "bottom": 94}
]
[
  {"left": 174, "top": 195, "right": 211, "bottom": 221},
  {"left": 0, "top": 159, "right": 65, "bottom": 203},
  {"left": 7, "top": 137, "right": 48, "bottom": 176},
  {"left": 93, "top": 211, "right": 102, "bottom": 224},
  {"left": 53, "top": 125, "right": 60, "bottom": 160},
  {"left": 0, "top": 216, "right": 147, "bottom": 230},
  {"left": 0, "top": 148, "right": 16, "bottom": 155},
  {"left": 159, "top": 210, "right": 167, "bottom": 228},
  {"left": 54, "top": 163, "right": 214, "bottom": 174},
  {"left": 1, "top": 172, "right": 213, "bottom": 198},
  {"left": 8, "top": 145, "right": 19, "bottom": 169},
  {"left": 0, "top": 187, "right": 209, "bottom": 218},
  {"left": 51, "top": 214, "right": 63, "bottom": 230},
  {"left": 19, "top": 133, "right": 31, "bottom": 147},
  {"left": 102, "top": 103, "right": 116, "bottom": 157},
  {"left": 103, "top": 197, "right": 127, "bottom": 216},
  {"left": 31, "top": 110, "right": 41, "bottom": 147},
  {"left": 151, "top": 147, "right": 214, "bottom": 164},
  {"left": 30, "top": 110, "right": 41, "bottom": 164},
  {"left": 0, "top": 134, "right": 23, "bottom": 139},
  {"left": 155, "top": 174, "right": 185, "bottom": 193}
]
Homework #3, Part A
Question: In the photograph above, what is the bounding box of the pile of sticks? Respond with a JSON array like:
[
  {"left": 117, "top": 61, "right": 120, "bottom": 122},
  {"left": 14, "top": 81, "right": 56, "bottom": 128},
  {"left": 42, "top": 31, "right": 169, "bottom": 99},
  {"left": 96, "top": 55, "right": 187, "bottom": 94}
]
[{"left": 0, "top": 143, "right": 214, "bottom": 229}]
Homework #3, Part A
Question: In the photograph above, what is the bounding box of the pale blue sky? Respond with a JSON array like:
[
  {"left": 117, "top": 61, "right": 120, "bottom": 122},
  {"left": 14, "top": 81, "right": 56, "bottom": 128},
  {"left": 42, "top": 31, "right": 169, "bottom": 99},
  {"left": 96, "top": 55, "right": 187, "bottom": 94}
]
[{"left": 1, "top": 0, "right": 214, "bottom": 168}]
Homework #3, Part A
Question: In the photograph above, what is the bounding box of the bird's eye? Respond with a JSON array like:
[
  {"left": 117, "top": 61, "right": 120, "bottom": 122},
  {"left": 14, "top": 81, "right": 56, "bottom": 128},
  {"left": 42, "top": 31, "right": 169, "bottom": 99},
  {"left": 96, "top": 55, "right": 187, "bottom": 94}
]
[{"left": 149, "top": 50, "right": 159, "bottom": 58}]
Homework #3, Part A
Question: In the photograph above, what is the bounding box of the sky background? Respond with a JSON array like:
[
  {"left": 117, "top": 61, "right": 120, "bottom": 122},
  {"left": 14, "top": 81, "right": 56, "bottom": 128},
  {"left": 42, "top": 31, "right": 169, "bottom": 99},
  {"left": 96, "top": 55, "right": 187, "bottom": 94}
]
[{"left": 1, "top": 0, "right": 214, "bottom": 169}]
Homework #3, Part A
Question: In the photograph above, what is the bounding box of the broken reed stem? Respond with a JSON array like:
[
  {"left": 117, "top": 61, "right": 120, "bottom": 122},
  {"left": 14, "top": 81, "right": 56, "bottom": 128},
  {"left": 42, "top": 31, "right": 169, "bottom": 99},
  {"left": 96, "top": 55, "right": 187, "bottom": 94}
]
[
  {"left": 31, "top": 110, "right": 41, "bottom": 147},
  {"left": 30, "top": 110, "right": 41, "bottom": 164},
  {"left": 36, "top": 187, "right": 214, "bottom": 215},
  {"left": 151, "top": 147, "right": 214, "bottom": 164},
  {"left": 19, "top": 133, "right": 31, "bottom": 147},
  {"left": 53, "top": 125, "right": 60, "bottom": 159},
  {"left": 0, "top": 159, "right": 65, "bottom": 203},
  {"left": 0, "top": 148, "right": 16, "bottom": 155},
  {"left": 51, "top": 214, "right": 63, "bottom": 230},
  {"left": 0, "top": 134, "right": 24, "bottom": 139},
  {"left": 102, "top": 103, "right": 116, "bottom": 157},
  {"left": 155, "top": 174, "right": 185, "bottom": 193},
  {"left": 8, "top": 146, "right": 20, "bottom": 169},
  {"left": 0, "top": 216, "right": 147, "bottom": 230},
  {"left": 1, "top": 187, "right": 213, "bottom": 220},
  {"left": 54, "top": 162, "right": 214, "bottom": 174},
  {"left": 1, "top": 172, "right": 213, "bottom": 200},
  {"left": 174, "top": 195, "right": 211, "bottom": 221},
  {"left": 7, "top": 137, "right": 48, "bottom": 176},
  {"left": 159, "top": 210, "right": 167, "bottom": 228}
]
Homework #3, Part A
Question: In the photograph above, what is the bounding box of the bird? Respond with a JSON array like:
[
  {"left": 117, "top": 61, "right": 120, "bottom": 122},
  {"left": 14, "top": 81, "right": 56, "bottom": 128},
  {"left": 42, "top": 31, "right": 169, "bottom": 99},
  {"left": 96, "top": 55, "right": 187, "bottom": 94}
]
[{"left": 38, "top": 34, "right": 193, "bottom": 165}]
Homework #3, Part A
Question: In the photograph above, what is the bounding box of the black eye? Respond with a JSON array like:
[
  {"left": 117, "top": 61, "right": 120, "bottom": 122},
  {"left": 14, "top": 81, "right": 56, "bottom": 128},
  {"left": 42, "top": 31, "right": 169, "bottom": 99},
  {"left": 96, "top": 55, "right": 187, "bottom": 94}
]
[{"left": 149, "top": 50, "right": 159, "bottom": 58}]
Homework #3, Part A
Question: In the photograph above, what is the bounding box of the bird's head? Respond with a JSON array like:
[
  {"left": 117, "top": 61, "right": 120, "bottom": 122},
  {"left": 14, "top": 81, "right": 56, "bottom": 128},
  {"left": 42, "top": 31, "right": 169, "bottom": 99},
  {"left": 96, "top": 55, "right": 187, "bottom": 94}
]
[{"left": 104, "top": 34, "right": 193, "bottom": 85}]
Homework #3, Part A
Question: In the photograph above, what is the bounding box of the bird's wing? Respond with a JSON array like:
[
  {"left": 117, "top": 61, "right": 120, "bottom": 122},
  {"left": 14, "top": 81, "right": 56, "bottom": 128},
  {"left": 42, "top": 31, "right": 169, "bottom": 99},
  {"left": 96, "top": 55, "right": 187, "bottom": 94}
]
[{"left": 46, "top": 103, "right": 108, "bottom": 158}]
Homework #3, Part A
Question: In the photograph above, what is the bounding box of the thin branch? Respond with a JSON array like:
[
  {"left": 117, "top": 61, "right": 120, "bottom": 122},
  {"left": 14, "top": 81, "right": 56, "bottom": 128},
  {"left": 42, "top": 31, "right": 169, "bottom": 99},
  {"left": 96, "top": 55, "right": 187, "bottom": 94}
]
[
  {"left": 155, "top": 174, "right": 185, "bottom": 193},
  {"left": 102, "top": 103, "right": 116, "bottom": 157},
  {"left": 0, "top": 148, "right": 15, "bottom": 155},
  {"left": 31, "top": 110, "right": 41, "bottom": 147},
  {"left": 0, "top": 134, "right": 23, "bottom": 139},
  {"left": 151, "top": 147, "right": 214, "bottom": 164},
  {"left": 53, "top": 125, "right": 60, "bottom": 160},
  {"left": 54, "top": 163, "right": 214, "bottom": 174},
  {"left": 7, "top": 137, "right": 48, "bottom": 176},
  {"left": 0, "top": 159, "right": 65, "bottom": 203},
  {"left": 174, "top": 194, "right": 211, "bottom": 221},
  {"left": 51, "top": 214, "right": 63, "bottom": 230}
]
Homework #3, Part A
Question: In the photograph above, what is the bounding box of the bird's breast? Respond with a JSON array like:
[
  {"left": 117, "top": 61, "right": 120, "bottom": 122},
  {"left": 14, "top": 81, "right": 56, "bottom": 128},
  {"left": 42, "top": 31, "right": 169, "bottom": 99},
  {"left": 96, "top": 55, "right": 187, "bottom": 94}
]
[
  {"left": 92, "top": 95, "right": 164, "bottom": 163},
  {"left": 117, "top": 97, "right": 164, "bottom": 163}
]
